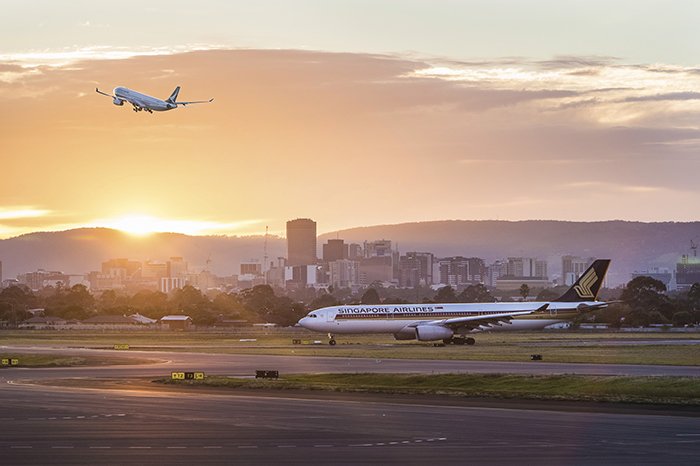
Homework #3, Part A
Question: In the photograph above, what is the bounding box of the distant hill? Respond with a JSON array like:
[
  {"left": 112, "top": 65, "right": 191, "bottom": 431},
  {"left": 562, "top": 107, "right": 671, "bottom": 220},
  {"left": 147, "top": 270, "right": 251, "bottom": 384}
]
[
  {"left": 0, "top": 228, "right": 286, "bottom": 280},
  {"left": 1, "top": 221, "right": 698, "bottom": 287},
  {"left": 321, "top": 220, "right": 700, "bottom": 286}
]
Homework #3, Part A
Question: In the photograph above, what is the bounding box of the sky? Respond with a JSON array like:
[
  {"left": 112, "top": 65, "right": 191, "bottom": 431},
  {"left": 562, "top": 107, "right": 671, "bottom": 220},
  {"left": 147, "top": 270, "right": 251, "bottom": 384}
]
[{"left": 1, "top": 0, "right": 699, "bottom": 238}]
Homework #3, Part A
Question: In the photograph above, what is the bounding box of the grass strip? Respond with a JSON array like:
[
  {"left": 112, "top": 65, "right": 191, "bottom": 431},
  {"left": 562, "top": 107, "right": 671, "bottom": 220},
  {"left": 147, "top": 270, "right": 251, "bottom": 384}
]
[
  {"left": 0, "top": 353, "right": 154, "bottom": 367},
  {"left": 155, "top": 373, "right": 700, "bottom": 405}
]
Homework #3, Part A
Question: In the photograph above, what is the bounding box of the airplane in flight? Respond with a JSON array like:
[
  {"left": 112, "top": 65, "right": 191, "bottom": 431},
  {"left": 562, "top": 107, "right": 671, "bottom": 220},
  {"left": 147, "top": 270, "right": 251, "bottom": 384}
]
[
  {"left": 298, "top": 259, "right": 611, "bottom": 345},
  {"left": 95, "top": 86, "right": 213, "bottom": 113}
]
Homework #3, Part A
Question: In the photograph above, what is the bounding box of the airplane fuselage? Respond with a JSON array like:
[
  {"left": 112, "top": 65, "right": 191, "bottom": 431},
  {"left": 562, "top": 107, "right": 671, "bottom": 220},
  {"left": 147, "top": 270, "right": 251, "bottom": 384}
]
[
  {"left": 298, "top": 260, "right": 612, "bottom": 345},
  {"left": 298, "top": 301, "right": 595, "bottom": 336},
  {"left": 114, "top": 87, "right": 175, "bottom": 112}
]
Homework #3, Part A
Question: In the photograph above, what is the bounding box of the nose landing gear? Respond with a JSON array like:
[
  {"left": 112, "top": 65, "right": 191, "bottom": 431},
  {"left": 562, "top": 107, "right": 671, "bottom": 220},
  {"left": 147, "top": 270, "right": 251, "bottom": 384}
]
[{"left": 328, "top": 333, "right": 337, "bottom": 346}]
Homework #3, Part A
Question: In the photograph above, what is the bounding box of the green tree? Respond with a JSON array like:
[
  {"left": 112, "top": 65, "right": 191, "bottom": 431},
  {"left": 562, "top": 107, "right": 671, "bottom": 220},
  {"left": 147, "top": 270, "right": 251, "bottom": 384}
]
[
  {"left": 434, "top": 286, "right": 457, "bottom": 303},
  {"left": 621, "top": 276, "right": 671, "bottom": 325},
  {"left": 519, "top": 284, "right": 530, "bottom": 301},
  {"left": 360, "top": 288, "right": 381, "bottom": 305},
  {"left": 309, "top": 293, "right": 339, "bottom": 310},
  {"left": 44, "top": 284, "right": 96, "bottom": 319},
  {"left": 536, "top": 288, "right": 559, "bottom": 301},
  {"left": 267, "top": 298, "right": 307, "bottom": 327},
  {"left": 458, "top": 284, "right": 495, "bottom": 303},
  {"left": 688, "top": 283, "right": 700, "bottom": 310},
  {"left": 240, "top": 285, "right": 279, "bottom": 321},
  {"left": 169, "top": 285, "right": 209, "bottom": 312},
  {"left": 672, "top": 311, "right": 693, "bottom": 327}
]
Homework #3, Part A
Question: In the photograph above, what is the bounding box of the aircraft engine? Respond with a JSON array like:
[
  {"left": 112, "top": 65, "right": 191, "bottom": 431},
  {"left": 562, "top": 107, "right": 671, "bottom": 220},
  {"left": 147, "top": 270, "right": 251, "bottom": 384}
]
[
  {"left": 415, "top": 325, "right": 453, "bottom": 342},
  {"left": 113, "top": 97, "right": 124, "bottom": 106},
  {"left": 393, "top": 327, "right": 417, "bottom": 340}
]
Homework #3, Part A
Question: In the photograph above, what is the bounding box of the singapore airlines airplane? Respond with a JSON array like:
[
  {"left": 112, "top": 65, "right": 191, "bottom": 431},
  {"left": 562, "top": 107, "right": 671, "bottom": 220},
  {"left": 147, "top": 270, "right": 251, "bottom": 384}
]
[
  {"left": 95, "top": 86, "right": 213, "bottom": 113},
  {"left": 298, "top": 259, "right": 611, "bottom": 345}
]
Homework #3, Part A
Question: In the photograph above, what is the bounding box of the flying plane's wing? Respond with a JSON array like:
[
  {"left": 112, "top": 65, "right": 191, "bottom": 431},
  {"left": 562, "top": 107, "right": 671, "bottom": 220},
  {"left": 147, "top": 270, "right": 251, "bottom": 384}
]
[
  {"left": 95, "top": 88, "right": 114, "bottom": 98},
  {"left": 175, "top": 98, "right": 214, "bottom": 106},
  {"left": 425, "top": 304, "right": 549, "bottom": 331}
]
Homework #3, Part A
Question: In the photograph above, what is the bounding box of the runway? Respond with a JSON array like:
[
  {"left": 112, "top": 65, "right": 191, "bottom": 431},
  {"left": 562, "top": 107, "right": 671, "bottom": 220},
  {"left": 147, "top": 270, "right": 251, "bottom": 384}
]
[
  {"left": 1, "top": 345, "right": 698, "bottom": 464},
  {"left": 0, "top": 379, "right": 699, "bottom": 465},
  {"left": 3, "top": 345, "right": 699, "bottom": 380}
]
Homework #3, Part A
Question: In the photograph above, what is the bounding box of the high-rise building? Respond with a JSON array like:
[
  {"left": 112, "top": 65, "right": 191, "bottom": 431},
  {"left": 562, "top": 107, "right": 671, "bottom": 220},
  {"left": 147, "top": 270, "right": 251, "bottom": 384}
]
[
  {"left": 17, "top": 269, "right": 71, "bottom": 291},
  {"left": 101, "top": 258, "right": 141, "bottom": 279},
  {"left": 358, "top": 256, "right": 394, "bottom": 285},
  {"left": 286, "top": 218, "right": 317, "bottom": 266},
  {"left": 363, "top": 240, "right": 392, "bottom": 258},
  {"left": 167, "top": 256, "right": 188, "bottom": 278},
  {"left": 495, "top": 257, "right": 549, "bottom": 291},
  {"left": 348, "top": 243, "right": 363, "bottom": 260},
  {"left": 363, "top": 240, "right": 399, "bottom": 282},
  {"left": 398, "top": 252, "right": 434, "bottom": 287},
  {"left": 504, "top": 257, "right": 547, "bottom": 279},
  {"left": 329, "top": 260, "right": 360, "bottom": 289},
  {"left": 562, "top": 255, "right": 594, "bottom": 286},
  {"left": 322, "top": 239, "right": 348, "bottom": 262},
  {"left": 676, "top": 255, "right": 700, "bottom": 291},
  {"left": 240, "top": 261, "right": 262, "bottom": 276},
  {"left": 435, "top": 257, "right": 486, "bottom": 287}
]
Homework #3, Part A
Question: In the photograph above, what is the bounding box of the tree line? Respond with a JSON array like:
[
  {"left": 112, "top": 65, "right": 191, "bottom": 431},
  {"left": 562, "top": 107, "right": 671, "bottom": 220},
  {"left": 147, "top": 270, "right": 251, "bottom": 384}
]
[{"left": 0, "top": 277, "right": 698, "bottom": 328}]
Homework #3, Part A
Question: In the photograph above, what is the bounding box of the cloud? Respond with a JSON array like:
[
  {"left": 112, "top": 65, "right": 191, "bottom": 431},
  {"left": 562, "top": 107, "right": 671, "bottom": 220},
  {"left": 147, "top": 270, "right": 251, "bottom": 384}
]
[
  {"left": 0, "top": 207, "right": 51, "bottom": 220},
  {"left": 621, "top": 91, "right": 700, "bottom": 102},
  {"left": 0, "top": 44, "right": 225, "bottom": 67},
  {"left": 1, "top": 48, "right": 700, "bottom": 234}
]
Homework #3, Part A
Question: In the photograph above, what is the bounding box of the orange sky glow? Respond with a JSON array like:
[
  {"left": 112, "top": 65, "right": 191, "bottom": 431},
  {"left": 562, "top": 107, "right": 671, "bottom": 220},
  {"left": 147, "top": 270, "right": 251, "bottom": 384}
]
[{"left": 1, "top": 5, "right": 699, "bottom": 239}]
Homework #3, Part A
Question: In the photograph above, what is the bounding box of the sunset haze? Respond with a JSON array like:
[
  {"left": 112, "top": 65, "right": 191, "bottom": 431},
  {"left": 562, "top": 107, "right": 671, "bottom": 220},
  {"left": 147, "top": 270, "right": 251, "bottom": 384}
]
[{"left": 1, "top": 1, "right": 699, "bottom": 238}]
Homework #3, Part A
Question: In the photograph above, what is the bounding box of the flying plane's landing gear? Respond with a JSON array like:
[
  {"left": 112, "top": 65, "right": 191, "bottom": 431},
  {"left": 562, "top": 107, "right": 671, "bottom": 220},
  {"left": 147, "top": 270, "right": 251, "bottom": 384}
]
[
  {"left": 146, "top": 108, "right": 153, "bottom": 113},
  {"left": 328, "top": 333, "right": 337, "bottom": 346},
  {"left": 443, "top": 337, "right": 476, "bottom": 346}
]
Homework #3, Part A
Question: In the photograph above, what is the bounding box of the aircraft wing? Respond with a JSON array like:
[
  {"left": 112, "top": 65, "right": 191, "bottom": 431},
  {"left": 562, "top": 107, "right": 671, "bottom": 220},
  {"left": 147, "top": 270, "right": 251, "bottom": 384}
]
[
  {"left": 426, "top": 304, "right": 549, "bottom": 331},
  {"left": 95, "top": 88, "right": 114, "bottom": 98},
  {"left": 175, "top": 98, "right": 214, "bottom": 106}
]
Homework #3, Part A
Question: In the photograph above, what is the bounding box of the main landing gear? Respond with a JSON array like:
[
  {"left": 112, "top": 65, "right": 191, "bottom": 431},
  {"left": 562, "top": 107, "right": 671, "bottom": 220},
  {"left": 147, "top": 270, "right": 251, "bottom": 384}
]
[
  {"left": 328, "top": 333, "right": 337, "bottom": 346},
  {"left": 443, "top": 336, "right": 476, "bottom": 346}
]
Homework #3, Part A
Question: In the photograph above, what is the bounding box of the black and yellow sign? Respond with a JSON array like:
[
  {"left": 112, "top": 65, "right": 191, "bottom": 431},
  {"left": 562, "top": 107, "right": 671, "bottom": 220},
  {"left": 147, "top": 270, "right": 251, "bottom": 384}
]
[
  {"left": 171, "top": 371, "right": 205, "bottom": 380},
  {"left": 113, "top": 344, "right": 130, "bottom": 350}
]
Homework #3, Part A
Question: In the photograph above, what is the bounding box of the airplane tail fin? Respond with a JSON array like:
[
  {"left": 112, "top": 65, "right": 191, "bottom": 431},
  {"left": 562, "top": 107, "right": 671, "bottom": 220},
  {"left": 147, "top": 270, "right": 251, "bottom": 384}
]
[
  {"left": 166, "top": 86, "right": 181, "bottom": 103},
  {"left": 554, "top": 259, "right": 611, "bottom": 302}
]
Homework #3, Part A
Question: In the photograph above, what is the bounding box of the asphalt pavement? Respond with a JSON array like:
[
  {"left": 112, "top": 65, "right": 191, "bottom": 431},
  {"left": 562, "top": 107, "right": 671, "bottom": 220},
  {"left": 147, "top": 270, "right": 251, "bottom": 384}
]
[{"left": 1, "top": 345, "right": 698, "bottom": 464}]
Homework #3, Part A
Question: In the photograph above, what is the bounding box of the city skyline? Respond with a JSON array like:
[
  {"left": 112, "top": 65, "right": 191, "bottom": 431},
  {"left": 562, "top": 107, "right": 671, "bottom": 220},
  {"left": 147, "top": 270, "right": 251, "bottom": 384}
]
[{"left": 2, "top": 1, "right": 700, "bottom": 239}]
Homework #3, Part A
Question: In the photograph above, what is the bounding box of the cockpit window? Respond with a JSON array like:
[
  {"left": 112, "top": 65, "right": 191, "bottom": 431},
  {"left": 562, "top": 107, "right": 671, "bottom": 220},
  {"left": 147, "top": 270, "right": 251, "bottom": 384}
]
[{"left": 308, "top": 314, "right": 317, "bottom": 318}]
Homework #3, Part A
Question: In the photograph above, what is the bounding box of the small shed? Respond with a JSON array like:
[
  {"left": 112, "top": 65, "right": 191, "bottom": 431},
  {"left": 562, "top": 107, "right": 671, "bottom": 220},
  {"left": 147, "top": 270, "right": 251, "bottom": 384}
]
[{"left": 160, "top": 315, "right": 193, "bottom": 330}]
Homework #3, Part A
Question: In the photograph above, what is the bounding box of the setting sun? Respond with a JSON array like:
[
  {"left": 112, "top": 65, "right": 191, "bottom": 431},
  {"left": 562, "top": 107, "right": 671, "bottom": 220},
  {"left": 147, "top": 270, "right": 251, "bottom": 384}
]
[
  {"left": 91, "top": 215, "right": 264, "bottom": 236},
  {"left": 96, "top": 215, "right": 173, "bottom": 236}
]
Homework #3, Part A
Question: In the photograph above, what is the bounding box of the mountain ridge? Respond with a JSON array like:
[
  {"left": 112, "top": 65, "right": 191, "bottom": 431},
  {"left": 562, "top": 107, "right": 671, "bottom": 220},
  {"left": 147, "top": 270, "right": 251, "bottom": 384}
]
[{"left": 1, "top": 221, "right": 698, "bottom": 287}]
